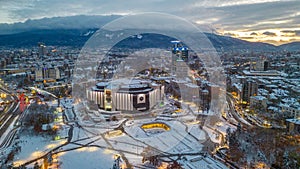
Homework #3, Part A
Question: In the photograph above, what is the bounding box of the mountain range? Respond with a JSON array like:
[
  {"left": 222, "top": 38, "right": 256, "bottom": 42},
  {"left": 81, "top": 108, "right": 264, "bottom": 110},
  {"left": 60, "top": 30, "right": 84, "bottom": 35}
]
[{"left": 0, "top": 15, "right": 299, "bottom": 52}]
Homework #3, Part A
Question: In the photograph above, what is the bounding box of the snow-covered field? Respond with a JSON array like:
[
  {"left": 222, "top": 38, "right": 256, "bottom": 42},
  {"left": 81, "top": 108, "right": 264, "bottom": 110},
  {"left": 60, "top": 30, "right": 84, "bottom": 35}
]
[
  {"left": 3, "top": 98, "right": 230, "bottom": 169},
  {"left": 13, "top": 133, "right": 68, "bottom": 167},
  {"left": 59, "top": 147, "right": 115, "bottom": 169}
]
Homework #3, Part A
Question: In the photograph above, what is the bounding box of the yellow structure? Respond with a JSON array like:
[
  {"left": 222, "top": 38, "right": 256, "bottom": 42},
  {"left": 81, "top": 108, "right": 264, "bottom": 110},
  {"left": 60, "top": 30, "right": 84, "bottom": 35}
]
[{"left": 141, "top": 122, "right": 170, "bottom": 131}]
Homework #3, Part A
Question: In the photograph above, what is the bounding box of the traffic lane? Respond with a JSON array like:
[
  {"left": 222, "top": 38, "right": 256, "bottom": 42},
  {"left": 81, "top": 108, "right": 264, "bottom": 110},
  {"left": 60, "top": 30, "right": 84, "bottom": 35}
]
[{"left": 0, "top": 87, "right": 20, "bottom": 137}]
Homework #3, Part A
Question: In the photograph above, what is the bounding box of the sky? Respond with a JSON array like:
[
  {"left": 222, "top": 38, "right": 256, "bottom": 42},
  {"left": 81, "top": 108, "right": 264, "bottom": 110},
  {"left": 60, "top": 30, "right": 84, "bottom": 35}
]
[{"left": 0, "top": 0, "right": 299, "bottom": 45}]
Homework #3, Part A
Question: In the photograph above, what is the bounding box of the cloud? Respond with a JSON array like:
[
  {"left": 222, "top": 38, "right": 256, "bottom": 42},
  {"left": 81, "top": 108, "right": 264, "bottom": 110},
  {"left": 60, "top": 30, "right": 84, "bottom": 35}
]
[
  {"left": 1, "top": 0, "right": 299, "bottom": 29},
  {"left": 262, "top": 31, "right": 276, "bottom": 36},
  {"left": 214, "top": 1, "right": 300, "bottom": 30},
  {"left": 250, "top": 32, "right": 258, "bottom": 36},
  {"left": 2, "top": 0, "right": 197, "bottom": 23},
  {"left": 281, "top": 30, "right": 296, "bottom": 33},
  {"left": 224, "top": 32, "right": 237, "bottom": 36},
  {"left": 240, "top": 37, "right": 255, "bottom": 40},
  {"left": 193, "top": 0, "right": 285, "bottom": 8},
  {"left": 0, "top": 0, "right": 300, "bottom": 44},
  {"left": 288, "top": 38, "right": 300, "bottom": 42},
  {"left": 281, "top": 30, "right": 300, "bottom": 36}
]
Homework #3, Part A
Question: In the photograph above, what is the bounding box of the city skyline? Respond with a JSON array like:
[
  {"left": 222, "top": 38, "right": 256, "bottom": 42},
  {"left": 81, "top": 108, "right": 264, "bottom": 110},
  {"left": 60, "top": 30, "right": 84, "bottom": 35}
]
[
  {"left": 0, "top": 10, "right": 299, "bottom": 168},
  {"left": 0, "top": 0, "right": 300, "bottom": 45}
]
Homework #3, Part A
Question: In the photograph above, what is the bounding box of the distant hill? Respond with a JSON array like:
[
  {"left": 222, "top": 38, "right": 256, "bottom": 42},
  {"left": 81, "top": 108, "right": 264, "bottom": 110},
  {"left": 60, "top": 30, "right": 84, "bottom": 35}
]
[
  {"left": 203, "top": 33, "right": 278, "bottom": 52},
  {"left": 0, "top": 28, "right": 288, "bottom": 52},
  {"left": 279, "top": 42, "right": 300, "bottom": 51},
  {"left": 0, "top": 15, "right": 120, "bottom": 35},
  {"left": 0, "top": 15, "right": 299, "bottom": 51},
  {"left": 0, "top": 29, "right": 93, "bottom": 47}
]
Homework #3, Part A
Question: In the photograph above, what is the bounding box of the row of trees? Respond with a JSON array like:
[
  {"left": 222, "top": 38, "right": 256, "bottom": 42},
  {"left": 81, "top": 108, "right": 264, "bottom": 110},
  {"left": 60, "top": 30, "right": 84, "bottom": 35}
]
[
  {"left": 226, "top": 127, "right": 300, "bottom": 168},
  {"left": 24, "top": 102, "right": 56, "bottom": 133}
]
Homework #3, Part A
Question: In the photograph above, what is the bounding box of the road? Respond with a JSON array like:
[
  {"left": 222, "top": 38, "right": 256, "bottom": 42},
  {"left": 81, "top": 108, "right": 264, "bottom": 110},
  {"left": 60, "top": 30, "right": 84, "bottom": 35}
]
[
  {"left": 226, "top": 93, "right": 277, "bottom": 129},
  {"left": 226, "top": 93, "right": 252, "bottom": 128},
  {"left": 28, "top": 87, "right": 58, "bottom": 99},
  {"left": 0, "top": 87, "right": 21, "bottom": 149}
]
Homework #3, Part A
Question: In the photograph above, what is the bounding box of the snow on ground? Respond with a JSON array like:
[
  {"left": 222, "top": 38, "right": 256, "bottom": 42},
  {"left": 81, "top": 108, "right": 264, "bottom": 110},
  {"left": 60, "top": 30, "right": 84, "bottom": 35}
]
[
  {"left": 214, "top": 122, "right": 237, "bottom": 135},
  {"left": 203, "top": 126, "right": 222, "bottom": 144},
  {"left": 106, "top": 134, "right": 145, "bottom": 151},
  {"left": 64, "top": 108, "right": 75, "bottom": 121},
  {"left": 71, "top": 126, "right": 92, "bottom": 142},
  {"left": 6, "top": 96, "right": 232, "bottom": 168},
  {"left": 56, "top": 125, "right": 70, "bottom": 139},
  {"left": 12, "top": 125, "right": 115, "bottom": 168},
  {"left": 58, "top": 147, "right": 116, "bottom": 169},
  {"left": 188, "top": 104, "right": 219, "bottom": 116},
  {"left": 105, "top": 134, "right": 145, "bottom": 165},
  {"left": 123, "top": 152, "right": 143, "bottom": 167},
  {"left": 80, "top": 118, "right": 126, "bottom": 129},
  {"left": 181, "top": 155, "right": 229, "bottom": 169},
  {"left": 124, "top": 120, "right": 204, "bottom": 155},
  {"left": 13, "top": 134, "right": 67, "bottom": 167},
  {"left": 187, "top": 125, "right": 207, "bottom": 142}
]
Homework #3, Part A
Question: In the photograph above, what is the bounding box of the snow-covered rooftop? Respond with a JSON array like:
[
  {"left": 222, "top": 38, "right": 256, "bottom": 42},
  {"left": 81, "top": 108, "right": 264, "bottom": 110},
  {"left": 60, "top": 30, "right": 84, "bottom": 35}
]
[{"left": 286, "top": 118, "right": 300, "bottom": 125}]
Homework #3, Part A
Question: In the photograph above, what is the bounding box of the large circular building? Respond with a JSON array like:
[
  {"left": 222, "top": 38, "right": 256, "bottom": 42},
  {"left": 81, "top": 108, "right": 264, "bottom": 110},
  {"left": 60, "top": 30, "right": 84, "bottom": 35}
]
[{"left": 87, "top": 79, "right": 164, "bottom": 112}]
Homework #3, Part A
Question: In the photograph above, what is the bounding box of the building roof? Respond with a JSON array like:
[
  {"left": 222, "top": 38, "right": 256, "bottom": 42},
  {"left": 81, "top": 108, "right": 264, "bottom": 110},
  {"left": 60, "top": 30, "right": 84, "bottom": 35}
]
[
  {"left": 250, "top": 95, "right": 266, "bottom": 101},
  {"left": 243, "top": 70, "right": 281, "bottom": 76},
  {"left": 286, "top": 118, "right": 300, "bottom": 125}
]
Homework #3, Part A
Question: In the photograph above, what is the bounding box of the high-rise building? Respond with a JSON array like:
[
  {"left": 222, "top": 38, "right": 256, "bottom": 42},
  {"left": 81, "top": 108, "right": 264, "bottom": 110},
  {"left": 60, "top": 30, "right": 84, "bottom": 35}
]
[
  {"left": 263, "top": 61, "right": 269, "bottom": 71},
  {"left": 48, "top": 68, "right": 56, "bottom": 79},
  {"left": 171, "top": 41, "right": 189, "bottom": 78},
  {"left": 35, "top": 68, "right": 43, "bottom": 81},
  {"left": 38, "top": 43, "right": 47, "bottom": 57},
  {"left": 241, "top": 78, "right": 258, "bottom": 104},
  {"left": 251, "top": 59, "right": 269, "bottom": 71},
  {"left": 48, "top": 68, "right": 60, "bottom": 80},
  {"left": 43, "top": 67, "right": 49, "bottom": 79}
]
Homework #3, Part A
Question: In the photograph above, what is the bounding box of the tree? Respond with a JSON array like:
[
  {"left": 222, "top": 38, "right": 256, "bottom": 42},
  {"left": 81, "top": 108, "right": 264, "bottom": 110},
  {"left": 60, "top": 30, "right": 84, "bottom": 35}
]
[
  {"left": 167, "top": 161, "right": 183, "bottom": 169},
  {"left": 226, "top": 128, "right": 246, "bottom": 165},
  {"left": 283, "top": 151, "right": 300, "bottom": 169},
  {"left": 225, "top": 127, "right": 231, "bottom": 145},
  {"left": 24, "top": 102, "right": 55, "bottom": 133}
]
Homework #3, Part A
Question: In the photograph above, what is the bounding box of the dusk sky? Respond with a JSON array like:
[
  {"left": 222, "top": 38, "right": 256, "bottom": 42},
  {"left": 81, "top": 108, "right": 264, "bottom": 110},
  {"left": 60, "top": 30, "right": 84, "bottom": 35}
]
[{"left": 0, "top": 0, "right": 299, "bottom": 45}]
